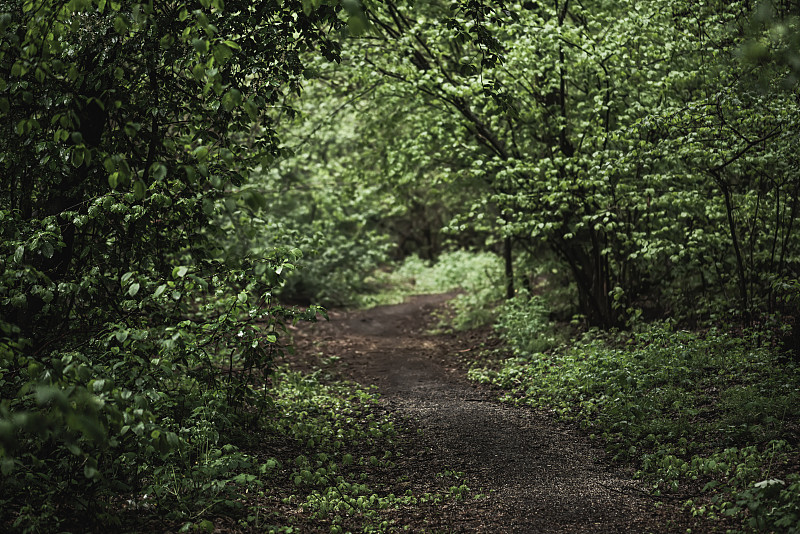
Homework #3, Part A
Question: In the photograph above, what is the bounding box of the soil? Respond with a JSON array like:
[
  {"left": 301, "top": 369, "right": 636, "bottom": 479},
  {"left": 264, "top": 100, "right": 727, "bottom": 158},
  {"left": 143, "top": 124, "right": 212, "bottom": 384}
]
[{"left": 293, "top": 293, "right": 724, "bottom": 533}]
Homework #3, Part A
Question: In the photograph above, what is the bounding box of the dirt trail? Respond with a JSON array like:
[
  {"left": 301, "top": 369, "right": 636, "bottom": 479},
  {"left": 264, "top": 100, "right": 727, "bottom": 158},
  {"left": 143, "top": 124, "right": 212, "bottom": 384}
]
[{"left": 296, "top": 294, "right": 710, "bottom": 533}]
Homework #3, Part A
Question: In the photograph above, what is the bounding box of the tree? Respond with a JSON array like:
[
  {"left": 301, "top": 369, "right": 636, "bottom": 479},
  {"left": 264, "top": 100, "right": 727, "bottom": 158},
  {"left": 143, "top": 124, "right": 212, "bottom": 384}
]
[
  {"left": 312, "top": 0, "right": 800, "bottom": 325},
  {"left": 0, "top": 0, "right": 346, "bottom": 527}
]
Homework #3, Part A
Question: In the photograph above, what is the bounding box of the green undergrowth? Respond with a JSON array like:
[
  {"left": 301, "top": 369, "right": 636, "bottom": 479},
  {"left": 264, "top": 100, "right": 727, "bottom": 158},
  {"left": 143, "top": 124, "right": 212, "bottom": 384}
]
[
  {"left": 0, "top": 364, "right": 469, "bottom": 533},
  {"left": 357, "top": 250, "right": 503, "bottom": 330},
  {"left": 469, "top": 317, "right": 800, "bottom": 532},
  {"left": 259, "top": 366, "right": 469, "bottom": 533},
  {"left": 493, "top": 291, "right": 567, "bottom": 355},
  {"left": 173, "top": 366, "right": 474, "bottom": 533}
]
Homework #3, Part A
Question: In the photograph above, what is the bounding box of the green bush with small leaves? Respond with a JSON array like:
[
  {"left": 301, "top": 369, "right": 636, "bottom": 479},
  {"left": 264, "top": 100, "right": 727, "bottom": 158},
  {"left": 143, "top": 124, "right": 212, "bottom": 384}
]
[
  {"left": 494, "top": 292, "right": 563, "bottom": 356},
  {"left": 469, "top": 322, "right": 800, "bottom": 529}
]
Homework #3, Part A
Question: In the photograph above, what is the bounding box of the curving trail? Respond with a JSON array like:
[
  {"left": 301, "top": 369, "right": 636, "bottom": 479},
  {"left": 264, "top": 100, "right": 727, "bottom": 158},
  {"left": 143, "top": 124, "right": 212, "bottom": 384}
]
[{"left": 296, "top": 294, "right": 712, "bottom": 533}]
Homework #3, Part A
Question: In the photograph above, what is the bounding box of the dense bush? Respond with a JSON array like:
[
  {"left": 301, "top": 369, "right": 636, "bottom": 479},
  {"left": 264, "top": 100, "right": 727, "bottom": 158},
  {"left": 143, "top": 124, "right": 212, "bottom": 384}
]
[{"left": 493, "top": 291, "right": 563, "bottom": 356}]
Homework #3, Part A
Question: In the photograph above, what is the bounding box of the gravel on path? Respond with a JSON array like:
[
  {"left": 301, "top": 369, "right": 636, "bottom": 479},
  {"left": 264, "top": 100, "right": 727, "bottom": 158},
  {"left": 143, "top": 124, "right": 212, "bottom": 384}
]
[{"left": 294, "top": 293, "right": 718, "bottom": 533}]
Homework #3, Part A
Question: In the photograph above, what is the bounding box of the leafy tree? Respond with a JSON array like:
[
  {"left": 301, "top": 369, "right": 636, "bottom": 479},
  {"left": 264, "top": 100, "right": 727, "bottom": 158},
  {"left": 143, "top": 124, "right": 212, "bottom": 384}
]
[
  {"left": 317, "top": 0, "right": 800, "bottom": 326},
  {"left": 241, "top": 81, "right": 396, "bottom": 306},
  {"left": 0, "top": 0, "right": 348, "bottom": 527}
]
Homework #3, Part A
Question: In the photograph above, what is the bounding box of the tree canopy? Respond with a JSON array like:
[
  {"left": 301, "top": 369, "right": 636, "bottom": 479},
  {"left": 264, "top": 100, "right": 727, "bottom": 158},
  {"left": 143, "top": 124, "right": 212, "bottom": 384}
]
[{"left": 273, "top": 0, "right": 800, "bottom": 326}]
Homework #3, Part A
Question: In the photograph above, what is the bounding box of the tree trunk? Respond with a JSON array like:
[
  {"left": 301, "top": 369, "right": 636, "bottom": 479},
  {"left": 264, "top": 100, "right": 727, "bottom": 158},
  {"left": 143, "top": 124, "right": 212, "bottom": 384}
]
[
  {"left": 504, "top": 235, "right": 514, "bottom": 299},
  {"left": 720, "top": 181, "right": 749, "bottom": 318}
]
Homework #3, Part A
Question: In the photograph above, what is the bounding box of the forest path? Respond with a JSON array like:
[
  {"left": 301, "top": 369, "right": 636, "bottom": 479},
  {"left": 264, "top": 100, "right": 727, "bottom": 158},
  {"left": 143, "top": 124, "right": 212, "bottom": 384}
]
[{"left": 294, "top": 294, "right": 707, "bottom": 533}]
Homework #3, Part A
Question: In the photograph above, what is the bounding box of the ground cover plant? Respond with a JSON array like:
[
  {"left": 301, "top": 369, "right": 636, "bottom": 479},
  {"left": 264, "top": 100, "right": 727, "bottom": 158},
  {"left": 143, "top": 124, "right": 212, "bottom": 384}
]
[
  {"left": 223, "top": 366, "right": 471, "bottom": 534},
  {"left": 469, "top": 314, "right": 800, "bottom": 532},
  {"left": 1, "top": 355, "right": 471, "bottom": 533}
]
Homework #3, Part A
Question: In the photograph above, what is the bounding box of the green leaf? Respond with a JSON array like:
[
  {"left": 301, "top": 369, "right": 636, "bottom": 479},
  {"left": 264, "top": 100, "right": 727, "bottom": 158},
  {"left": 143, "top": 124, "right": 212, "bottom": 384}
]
[
  {"left": 347, "top": 15, "right": 367, "bottom": 35},
  {"left": 166, "top": 432, "right": 181, "bottom": 449},
  {"left": 192, "top": 38, "right": 209, "bottom": 54},
  {"left": 124, "top": 122, "right": 140, "bottom": 138},
  {"left": 41, "top": 242, "right": 54, "bottom": 259},
  {"left": 202, "top": 198, "right": 215, "bottom": 215},
  {"left": 244, "top": 98, "right": 258, "bottom": 119},
  {"left": 133, "top": 179, "right": 146, "bottom": 200},
  {"left": 84, "top": 464, "right": 99, "bottom": 479},
  {"left": 224, "top": 197, "right": 236, "bottom": 213},
  {"left": 221, "top": 88, "right": 242, "bottom": 111},
  {"left": 14, "top": 245, "right": 24, "bottom": 263},
  {"left": 151, "top": 162, "right": 167, "bottom": 181},
  {"left": 113, "top": 15, "right": 129, "bottom": 34},
  {"left": 213, "top": 43, "right": 233, "bottom": 65},
  {"left": 128, "top": 283, "right": 140, "bottom": 297},
  {"left": 153, "top": 284, "right": 166, "bottom": 298},
  {"left": 183, "top": 165, "right": 197, "bottom": 182},
  {"left": 228, "top": 88, "right": 242, "bottom": 106},
  {"left": 192, "top": 63, "right": 206, "bottom": 81},
  {"left": 341, "top": 0, "right": 361, "bottom": 16},
  {"left": 159, "top": 34, "right": 174, "bottom": 49}
]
